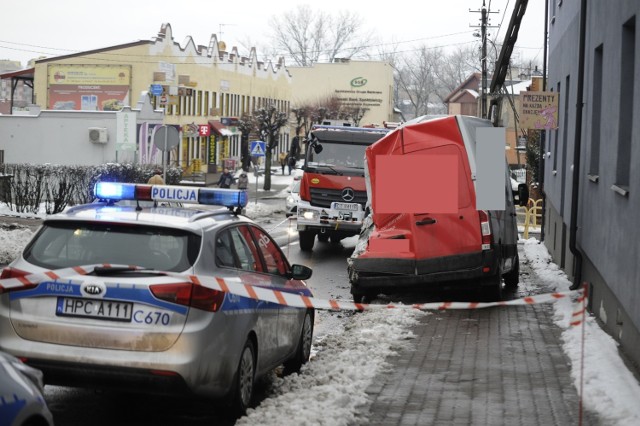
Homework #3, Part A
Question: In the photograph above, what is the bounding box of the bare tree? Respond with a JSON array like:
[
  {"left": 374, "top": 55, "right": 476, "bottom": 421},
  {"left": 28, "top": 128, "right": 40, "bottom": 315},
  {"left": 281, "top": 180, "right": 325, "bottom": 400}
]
[
  {"left": 270, "top": 5, "right": 371, "bottom": 66},
  {"left": 236, "top": 114, "right": 257, "bottom": 171},
  {"left": 345, "top": 106, "right": 368, "bottom": 126},
  {"left": 434, "top": 45, "right": 480, "bottom": 102},
  {"left": 291, "top": 105, "right": 312, "bottom": 138},
  {"left": 395, "top": 45, "right": 441, "bottom": 118},
  {"left": 254, "top": 105, "right": 288, "bottom": 190}
]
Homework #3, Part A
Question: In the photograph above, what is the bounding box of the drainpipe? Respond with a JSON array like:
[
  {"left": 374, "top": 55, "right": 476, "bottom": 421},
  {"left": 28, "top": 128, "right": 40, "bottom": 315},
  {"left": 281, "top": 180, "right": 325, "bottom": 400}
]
[
  {"left": 569, "top": 0, "right": 587, "bottom": 290},
  {"left": 538, "top": 0, "right": 549, "bottom": 242}
]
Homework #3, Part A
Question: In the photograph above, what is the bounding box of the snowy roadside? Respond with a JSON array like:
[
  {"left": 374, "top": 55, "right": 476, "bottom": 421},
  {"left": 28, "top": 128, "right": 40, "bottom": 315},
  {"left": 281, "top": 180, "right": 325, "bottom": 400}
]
[
  {"left": 3, "top": 203, "right": 640, "bottom": 424},
  {"left": 238, "top": 308, "right": 426, "bottom": 426},
  {"left": 522, "top": 238, "right": 640, "bottom": 426}
]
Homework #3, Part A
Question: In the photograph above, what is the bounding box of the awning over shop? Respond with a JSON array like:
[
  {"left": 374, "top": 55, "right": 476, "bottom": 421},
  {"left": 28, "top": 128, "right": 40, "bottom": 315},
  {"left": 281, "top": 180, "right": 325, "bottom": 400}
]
[
  {"left": 208, "top": 120, "right": 234, "bottom": 136},
  {"left": 0, "top": 67, "right": 35, "bottom": 112}
]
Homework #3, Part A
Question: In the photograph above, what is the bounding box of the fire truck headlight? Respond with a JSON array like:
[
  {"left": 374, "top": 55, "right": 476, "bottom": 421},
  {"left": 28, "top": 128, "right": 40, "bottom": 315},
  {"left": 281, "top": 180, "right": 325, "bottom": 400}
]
[{"left": 299, "top": 208, "right": 319, "bottom": 220}]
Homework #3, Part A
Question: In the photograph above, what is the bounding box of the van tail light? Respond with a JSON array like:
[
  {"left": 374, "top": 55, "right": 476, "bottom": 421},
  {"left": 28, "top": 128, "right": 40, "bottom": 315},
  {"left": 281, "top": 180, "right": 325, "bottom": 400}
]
[
  {"left": 0, "top": 267, "right": 37, "bottom": 293},
  {"left": 478, "top": 210, "right": 492, "bottom": 250},
  {"left": 150, "top": 283, "right": 225, "bottom": 312}
]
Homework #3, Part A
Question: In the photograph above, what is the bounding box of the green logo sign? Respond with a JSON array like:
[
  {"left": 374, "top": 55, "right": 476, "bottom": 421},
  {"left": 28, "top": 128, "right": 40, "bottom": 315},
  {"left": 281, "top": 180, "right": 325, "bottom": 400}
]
[{"left": 350, "top": 77, "right": 367, "bottom": 88}]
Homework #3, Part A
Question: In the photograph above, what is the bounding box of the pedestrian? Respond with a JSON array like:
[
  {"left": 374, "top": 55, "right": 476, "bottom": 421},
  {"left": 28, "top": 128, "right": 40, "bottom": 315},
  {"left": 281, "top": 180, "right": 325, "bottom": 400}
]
[
  {"left": 288, "top": 154, "right": 296, "bottom": 175},
  {"left": 236, "top": 172, "right": 248, "bottom": 190},
  {"left": 147, "top": 168, "right": 165, "bottom": 185},
  {"left": 217, "top": 168, "right": 234, "bottom": 189},
  {"left": 279, "top": 151, "right": 287, "bottom": 175}
]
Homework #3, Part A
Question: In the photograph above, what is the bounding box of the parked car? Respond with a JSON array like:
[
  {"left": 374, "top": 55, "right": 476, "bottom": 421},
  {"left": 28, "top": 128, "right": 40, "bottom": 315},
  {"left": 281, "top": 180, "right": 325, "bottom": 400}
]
[
  {"left": 0, "top": 350, "right": 54, "bottom": 426},
  {"left": 348, "top": 115, "right": 528, "bottom": 302},
  {"left": 0, "top": 183, "right": 314, "bottom": 416},
  {"left": 285, "top": 178, "right": 301, "bottom": 217}
]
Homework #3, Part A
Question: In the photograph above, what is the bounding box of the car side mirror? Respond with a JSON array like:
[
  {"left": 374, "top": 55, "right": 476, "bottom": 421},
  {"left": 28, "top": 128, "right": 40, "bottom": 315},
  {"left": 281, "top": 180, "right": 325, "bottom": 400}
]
[
  {"left": 291, "top": 264, "right": 312, "bottom": 280},
  {"left": 518, "top": 183, "right": 529, "bottom": 207},
  {"left": 313, "top": 143, "right": 323, "bottom": 154}
]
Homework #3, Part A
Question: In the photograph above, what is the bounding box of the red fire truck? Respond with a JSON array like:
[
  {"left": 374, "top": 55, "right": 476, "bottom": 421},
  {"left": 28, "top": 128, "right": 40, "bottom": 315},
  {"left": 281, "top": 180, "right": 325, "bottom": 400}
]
[{"left": 296, "top": 125, "right": 390, "bottom": 251}]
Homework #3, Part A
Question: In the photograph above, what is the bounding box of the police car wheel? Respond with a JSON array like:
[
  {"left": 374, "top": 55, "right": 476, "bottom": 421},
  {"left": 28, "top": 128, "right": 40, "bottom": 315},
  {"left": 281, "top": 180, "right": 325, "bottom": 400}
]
[
  {"left": 231, "top": 340, "right": 256, "bottom": 416},
  {"left": 283, "top": 310, "right": 313, "bottom": 375}
]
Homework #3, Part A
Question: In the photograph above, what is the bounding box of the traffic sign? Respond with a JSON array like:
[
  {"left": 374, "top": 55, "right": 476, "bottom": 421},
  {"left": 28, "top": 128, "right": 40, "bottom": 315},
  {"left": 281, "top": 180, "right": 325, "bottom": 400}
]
[
  {"left": 153, "top": 125, "right": 180, "bottom": 151},
  {"left": 150, "top": 84, "right": 164, "bottom": 96},
  {"left": 250, "top": 141, "right": 266, "bottom": 157},
  {"left": 159, "top": 95, "right": 168, "bottom": 106}
]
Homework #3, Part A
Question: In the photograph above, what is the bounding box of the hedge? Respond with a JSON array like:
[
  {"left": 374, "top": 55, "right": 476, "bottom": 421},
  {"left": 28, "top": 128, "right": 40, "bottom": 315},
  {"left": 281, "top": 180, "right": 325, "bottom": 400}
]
[{"left": 0, "top": 163, "right": 183, "bottom": 215}]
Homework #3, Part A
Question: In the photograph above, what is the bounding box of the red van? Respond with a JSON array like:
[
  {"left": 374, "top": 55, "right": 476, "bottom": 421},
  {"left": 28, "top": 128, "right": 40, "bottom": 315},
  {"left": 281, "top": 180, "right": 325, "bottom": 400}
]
[{"left": 348, "top": 115, "right": 528, "bottom": 302}]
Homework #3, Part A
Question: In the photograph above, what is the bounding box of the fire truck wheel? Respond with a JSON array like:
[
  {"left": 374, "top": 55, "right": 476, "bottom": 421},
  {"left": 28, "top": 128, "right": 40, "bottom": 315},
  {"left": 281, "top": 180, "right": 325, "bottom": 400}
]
[
  {"left": 317, "top": 233, "right": 329, "bottom": 243},
  {"left": 299, "top": 231, "right": 315, "bottom": 251}
]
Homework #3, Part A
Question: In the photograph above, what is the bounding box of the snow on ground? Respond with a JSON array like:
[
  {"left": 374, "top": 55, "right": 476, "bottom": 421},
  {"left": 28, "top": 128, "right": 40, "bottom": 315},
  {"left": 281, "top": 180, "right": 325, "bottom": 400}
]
[
  {"left": 238, "top": 308, "right": 426, "bottom": 426},
  {"left": 2, "top": 198, "right": 640, "bottom": 424},
  {"left": 522, "top": 238, "right": 640, "bottom": 426}
]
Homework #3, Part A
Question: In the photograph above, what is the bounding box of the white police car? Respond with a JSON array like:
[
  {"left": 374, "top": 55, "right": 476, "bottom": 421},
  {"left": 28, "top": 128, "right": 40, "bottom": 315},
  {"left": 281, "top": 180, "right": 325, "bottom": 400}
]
[
  {"left": 285, "top": 177, "right": 301, "bottom": 217},
  {"left": 0, "top": 183, "right": 314, "bottom": 416},
  {"left": 0, "top": 350, "right": 54, "bottom": 426}
]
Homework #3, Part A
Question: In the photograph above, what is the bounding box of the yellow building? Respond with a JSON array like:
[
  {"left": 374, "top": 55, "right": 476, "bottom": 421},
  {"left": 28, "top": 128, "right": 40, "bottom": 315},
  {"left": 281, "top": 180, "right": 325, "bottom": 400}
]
[
  {"left": 288, "top": 60, "right": 395, "bottom": 128},
  {"left": 32, "top": 23, "right": 292, "bottom": 173}
]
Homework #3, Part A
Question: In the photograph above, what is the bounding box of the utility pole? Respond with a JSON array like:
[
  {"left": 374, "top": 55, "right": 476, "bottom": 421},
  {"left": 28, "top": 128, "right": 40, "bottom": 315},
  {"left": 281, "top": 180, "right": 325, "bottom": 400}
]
[{"left": 471, "top": 1, "right": 498, "bottom": 118}]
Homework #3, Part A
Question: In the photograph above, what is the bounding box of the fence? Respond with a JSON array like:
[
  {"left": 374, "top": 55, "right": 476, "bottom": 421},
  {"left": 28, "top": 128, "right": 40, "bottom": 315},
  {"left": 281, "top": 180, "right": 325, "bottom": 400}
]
[{"left": 517, "top": 198, "right": 543, "bottom": 239}]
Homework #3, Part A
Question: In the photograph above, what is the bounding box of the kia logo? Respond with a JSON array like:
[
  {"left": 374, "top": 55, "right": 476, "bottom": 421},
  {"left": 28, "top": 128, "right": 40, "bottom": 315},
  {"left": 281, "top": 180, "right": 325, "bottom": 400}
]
[
  {"left": 83, "top": 283, "right": 104, "bottom": 296},
  {"left": 342, "top": 188, "right": 355, "bottom": 202}
]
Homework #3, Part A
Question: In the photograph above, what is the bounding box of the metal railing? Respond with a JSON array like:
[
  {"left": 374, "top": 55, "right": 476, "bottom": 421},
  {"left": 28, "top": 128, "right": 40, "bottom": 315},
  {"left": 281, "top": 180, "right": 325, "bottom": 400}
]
[{"left": 517, "top": 198, "right": 543, "bottom": 239}]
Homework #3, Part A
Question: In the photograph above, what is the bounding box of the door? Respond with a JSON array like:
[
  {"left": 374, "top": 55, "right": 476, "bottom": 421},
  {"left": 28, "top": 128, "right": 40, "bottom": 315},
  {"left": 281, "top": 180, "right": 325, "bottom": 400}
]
[{"left": 410, "top": 144, "right": 483, "bottom": 274}]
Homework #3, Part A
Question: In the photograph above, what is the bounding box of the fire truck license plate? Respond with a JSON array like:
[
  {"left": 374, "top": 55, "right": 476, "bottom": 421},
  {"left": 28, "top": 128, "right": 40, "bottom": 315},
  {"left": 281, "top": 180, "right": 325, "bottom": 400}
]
[{"left": 332, "top": 202, "right": 359, "bottom": 211}]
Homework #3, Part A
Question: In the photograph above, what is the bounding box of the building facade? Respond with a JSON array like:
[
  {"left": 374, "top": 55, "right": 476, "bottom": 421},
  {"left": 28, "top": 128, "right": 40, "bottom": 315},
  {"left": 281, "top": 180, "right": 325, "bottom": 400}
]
[
  {"left": 545, "top": 0, "right": 640, "bottom": 368},
  {"left": 30, "top": 23, "right": 292, "bottom": 173},
  {"left": 288, "top": 60, "right": 394, "bottom": 129}
]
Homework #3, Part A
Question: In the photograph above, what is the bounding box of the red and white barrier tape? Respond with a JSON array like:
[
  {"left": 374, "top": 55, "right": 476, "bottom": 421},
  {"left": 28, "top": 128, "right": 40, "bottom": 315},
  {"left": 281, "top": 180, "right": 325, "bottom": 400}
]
[{"left": 0, "top": 264, "right": 586, "bottom": 313}]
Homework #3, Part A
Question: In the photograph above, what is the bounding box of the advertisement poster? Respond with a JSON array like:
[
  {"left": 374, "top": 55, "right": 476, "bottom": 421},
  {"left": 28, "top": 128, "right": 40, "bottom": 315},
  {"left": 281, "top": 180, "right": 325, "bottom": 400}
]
[
  {"left": 519, "top": 91, "right": 559, "bottom": 130},
  {"left": 47, "top": 64, "right": 131, "bottom": 111}
]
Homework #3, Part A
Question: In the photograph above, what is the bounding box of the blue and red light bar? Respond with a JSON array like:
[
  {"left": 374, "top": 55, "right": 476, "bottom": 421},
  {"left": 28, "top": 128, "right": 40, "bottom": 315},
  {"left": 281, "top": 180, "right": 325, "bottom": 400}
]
[{"left": 94, "top": 182, "right": 248, "bottom": 208}]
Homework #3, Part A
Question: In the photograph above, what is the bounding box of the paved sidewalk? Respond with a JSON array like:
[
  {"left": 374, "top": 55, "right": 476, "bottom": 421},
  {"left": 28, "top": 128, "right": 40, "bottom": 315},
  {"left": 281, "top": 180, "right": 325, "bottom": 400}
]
[{"left": 363, "top": 245, "right": 602, "bottom": 426}]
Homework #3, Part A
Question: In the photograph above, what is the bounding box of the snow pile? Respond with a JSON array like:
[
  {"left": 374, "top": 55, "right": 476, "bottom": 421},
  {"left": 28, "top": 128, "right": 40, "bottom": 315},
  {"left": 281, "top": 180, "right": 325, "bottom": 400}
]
[
  {"left": 522, "top": 238, "right": 640, "bottom": 426},
  {"left": 238, "top": 308, "right": 426, "bottom": 426},
  {"left": 0, "top": 226, "right": 34, "bottom": 264},
  {"left": 243, "top": 201, "right": 285, "bottom": 219}
]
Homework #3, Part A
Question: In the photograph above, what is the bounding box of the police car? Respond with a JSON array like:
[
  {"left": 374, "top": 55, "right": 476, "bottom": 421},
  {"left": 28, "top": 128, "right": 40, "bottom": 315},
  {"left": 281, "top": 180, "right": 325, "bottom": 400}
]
[
  {"left": 0, "top": 183, "right": 314, "bottom": 416},
  {"left": 0, "top": 350, "right": 54, "bottom": 426}
]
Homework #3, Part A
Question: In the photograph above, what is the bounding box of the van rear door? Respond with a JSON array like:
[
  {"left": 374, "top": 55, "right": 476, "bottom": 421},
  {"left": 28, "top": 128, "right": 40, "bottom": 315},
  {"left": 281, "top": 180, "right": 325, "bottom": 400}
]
[{"left": 408, "top": 143, "right": 482, "bottom": 273}]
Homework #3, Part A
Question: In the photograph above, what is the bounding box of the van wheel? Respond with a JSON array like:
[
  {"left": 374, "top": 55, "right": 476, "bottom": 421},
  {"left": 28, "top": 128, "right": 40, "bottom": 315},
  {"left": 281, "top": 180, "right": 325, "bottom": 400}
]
[
  {"left": 351, "top": 287, "right": 374, "bottom": 304},
  {"left": 283, "top": 310, "right": 314, "bottom": 375},
  {"left": 317, "top": 233, "right": 329, "bottom": 243},
  {"left": 483, "top": 274, "right": 503, "bottom": 301},
  {"left": 230, "top": 339, "right": 256, "bottom": 417},
  {"left": 299, "top": 231, "right": 315, "bottom": 251},
  {"left": 504, "top": 254, "right": 520, "bottom": 288}
]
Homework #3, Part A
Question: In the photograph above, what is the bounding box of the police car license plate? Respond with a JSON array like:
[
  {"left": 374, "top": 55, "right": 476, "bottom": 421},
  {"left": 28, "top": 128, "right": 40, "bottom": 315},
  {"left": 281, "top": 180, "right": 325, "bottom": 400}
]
[
  {"left": 56, "top": 297, "right": 133, "bottom": 322},
  {"left": 332, "top": 202, "right": 359, "bottom": 211}
]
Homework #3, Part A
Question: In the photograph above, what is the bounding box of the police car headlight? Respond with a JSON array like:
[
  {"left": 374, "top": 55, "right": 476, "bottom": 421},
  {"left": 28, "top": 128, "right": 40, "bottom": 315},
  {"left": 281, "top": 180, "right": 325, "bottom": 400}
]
[{"left": 286, "top": 196, "right": 295, "bottom": 206}]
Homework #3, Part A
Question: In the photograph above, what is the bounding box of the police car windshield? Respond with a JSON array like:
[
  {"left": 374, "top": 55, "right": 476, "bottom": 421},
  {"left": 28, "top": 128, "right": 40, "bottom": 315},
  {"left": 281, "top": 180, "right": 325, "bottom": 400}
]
[
  {"left": 24, "top": 222, "right": 201, "bottom": 272},
  {"left": 306, "top": 142, "right": 366, "bottom": 169}
]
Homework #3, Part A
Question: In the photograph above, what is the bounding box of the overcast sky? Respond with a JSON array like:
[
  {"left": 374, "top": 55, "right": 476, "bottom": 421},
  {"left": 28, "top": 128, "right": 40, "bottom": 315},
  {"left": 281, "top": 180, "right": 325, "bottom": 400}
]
[{"left": 2, "top": 0, "right": 546, "bottom": 69}]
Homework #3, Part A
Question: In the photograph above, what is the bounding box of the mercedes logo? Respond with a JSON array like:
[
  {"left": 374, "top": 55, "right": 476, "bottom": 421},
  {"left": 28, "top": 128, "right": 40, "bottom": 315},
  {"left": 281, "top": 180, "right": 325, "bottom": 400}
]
[{"left": 341, "top": 188, "right": 355, "bottom": 202}]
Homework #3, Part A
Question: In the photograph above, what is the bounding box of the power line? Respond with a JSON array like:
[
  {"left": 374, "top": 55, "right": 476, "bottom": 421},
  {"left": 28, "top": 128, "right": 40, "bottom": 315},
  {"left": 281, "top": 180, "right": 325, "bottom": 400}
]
[{"left": 0, "top": 30, "right": 477, "bottom": 63}]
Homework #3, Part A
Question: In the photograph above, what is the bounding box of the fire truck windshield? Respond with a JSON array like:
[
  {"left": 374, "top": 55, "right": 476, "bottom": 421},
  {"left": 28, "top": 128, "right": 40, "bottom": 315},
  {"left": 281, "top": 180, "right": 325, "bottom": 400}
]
[{"left": 306, "top": 141, "right": 367, "bottom": 169}]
